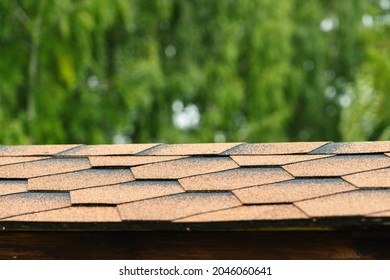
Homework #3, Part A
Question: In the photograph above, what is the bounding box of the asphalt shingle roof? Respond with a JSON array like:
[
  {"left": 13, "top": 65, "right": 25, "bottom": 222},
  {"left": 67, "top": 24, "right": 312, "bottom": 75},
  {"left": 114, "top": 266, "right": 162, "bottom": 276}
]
[{"left": 1, "top": 141, "right": 390, "bottom": 230}]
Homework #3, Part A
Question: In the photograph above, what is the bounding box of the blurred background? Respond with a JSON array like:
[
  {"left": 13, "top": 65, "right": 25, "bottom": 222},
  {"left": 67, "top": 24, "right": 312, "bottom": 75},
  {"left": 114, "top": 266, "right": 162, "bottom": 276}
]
[{"left": 0, "top": 0, "right": 389, "bottom": 144}]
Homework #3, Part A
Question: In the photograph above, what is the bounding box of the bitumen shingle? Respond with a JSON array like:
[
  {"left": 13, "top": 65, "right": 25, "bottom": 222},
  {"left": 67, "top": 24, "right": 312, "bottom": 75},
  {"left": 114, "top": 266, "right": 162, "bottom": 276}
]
[
  {"left": 295, "top": 190, "right": 390, "bottom": 217},
  {"left": 231, "top": 154, "right": 331, "bottom": 166},
  {"left": 0, "top": 156, "right": 49, "bottom": 166},
  {"left": 0, "top": 145, "right": 81, "bottom": 156},
  {"left": 118, "top": 192, "right": 241, "bottom": 221},
  {"left": 131, "top": 157, "right": 238, "bottom": 179},
  {"left": 342, "top": 168, "right": 390, "bottom": 188},
  {"left": 0, "top": 180, "right": 28, "bottom": 196},
  {"left": 233, "top": 178, "right": 356, "bottom": 204},
  {"left": 0, "top": 192, "right": 70, "bottom": 219},
  {"left": 138, "top": 143, "right": 241, "bottom": 155},
  {"left": 28, "top": 169, "right": 134, "bottom": 191},
  {"left": 179, "top": 167, "right": 293, "bottom": 191},
  {"left": 222, "top": 142, "right": 328, "bottom": 155},
  {"left": 283, "top": 155, "right": 390, "bottom": 177},
  {"left": 310, "top": 141, "right": 390, "bottom": 154},
  {"left": 89, "top": 155, "right": 186, "bottom": 167},
  {"left": 1, "top": 142, "right": 390, "bottom": 230},
  {"left": 3, "top": 206, "right": 121, "bottom": 222},
  {"left": 71, "top": 180, "right": 184, "bottom": 204},
  {"left": 177, "top": 205, "right": 308, "bottom": 222},
  {"left": 59, "top": 144, "right": 157, "bottom": 156},
  {"left": 0, "top": 158, "right": 91, "bottom": 179}
]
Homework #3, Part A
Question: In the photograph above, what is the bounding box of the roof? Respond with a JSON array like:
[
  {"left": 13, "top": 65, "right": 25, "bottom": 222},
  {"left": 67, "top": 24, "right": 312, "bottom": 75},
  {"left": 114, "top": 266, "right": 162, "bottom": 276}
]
[{"left": 1, "top": 141, "right": 390, "bottom": 230}]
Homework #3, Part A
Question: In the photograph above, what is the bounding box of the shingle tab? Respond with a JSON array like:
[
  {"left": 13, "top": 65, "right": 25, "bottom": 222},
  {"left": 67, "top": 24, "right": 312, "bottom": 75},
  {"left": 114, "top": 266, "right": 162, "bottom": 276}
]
[
  {"left": 177, "top": 205, "right": 308, "bottom": 222},
  {"left": 343, "top": 168, "right": 390, "bottom": 188},
  {"left": 222, "top": 142, "right": 328, "bottom": 155},
  {"left": 310, "top": 141, "right": 390, "bottom": 154},
  {"left": 0, "top": 157, "right": 50, "bottom": 166},
  {"left": 295, "top": 190, "right": 390, "bottom": 217},
  {"left": 89, "top": 155, "right": 186, "bottom": 167},
  {"left": 131, "top": 157, "right": 238, "bottom": 179},
  {"left": 232, "top": 154, "right": 331, "bottom": 166},
  {"left": 0, "top": 192, "right": 70, "bottom": 219},
  {"left": 138, "top": 143, "right": 241, "bottom": 155},
  {"left": 0, "top": 145, "right": 81, "bottom": 156},
  {"left": 0, "top": 158, "right": 91, "bottom": 179},
  {"left": 0, "top": 180, "right": 28, "bottom": 196},
  {"left": 59, "top": 144, "right": 157, "bottom": 156},
  {"left": 4, "top": 206, "right": 121, "bottom": 222},
  {"left": 179, "top": 167, "right": 293, "bottom": 191},
  {"left": 118, "top": 193, "right": 241, "bottom": 221},
  {"left": 283, "top": 155, "right": 390, "bottom": 177},
  {"left": 234, "top": 178, "right": 356, "bottom": 204},
  {"left": 28, "top": 169, "right": 134, "bottom": 191},
  {"left": 71, "top": 181, "right": 184, "bottom": 204}
]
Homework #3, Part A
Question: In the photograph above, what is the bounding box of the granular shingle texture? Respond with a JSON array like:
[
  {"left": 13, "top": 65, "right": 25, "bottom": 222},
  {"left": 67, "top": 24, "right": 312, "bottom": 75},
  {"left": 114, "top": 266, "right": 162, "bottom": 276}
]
[
  {"left": 342, "top": 168, "right": 390, "bottom": 188},
  {"left": 177, "top": 205, "right": 308, "bottom": 222},
  {"left": 1, "top": 141, "right": 390, "bottom": 230},
  {"left": 28, "top": 169, "right": 134, "bottom": 191},
  {"left": 295, "top": 190, "right": 390, "bottom": 217},
  {"left": 0, "top": 158, "right": 91, "bottom": 179},
  {"left": 283, "top": 155, "right": 390, "bottom": 177},
  {"left": 89, "top": 155, "right": 186, "bottom": 167},
  {"left": 0, "top": 156, "right": 49, "bottom": 166},
  {"left": 118, "top": 193, "right": 241, "bottom": 221},
  {"left": 71, "top": 181, "right": 184, "bottom": 204},
  {"left": 222, "top": 142, "right": 328, "bottom": 155},
  {"left": 138, "top": 143, "right": 241, "bottom": 155},
  {"left": 231, "top": 154, "right": 331, "bottom": 166},
  {"left": 0, "top": 145, "right": 81, "bottom": 156},
  {"left": 59, "top": 144, "right": 158, "bottom": 156},
  {"left": 3, "top": 206, "right": 121, "bottom": 222},
  {"left": 233, "top": 178, "right": 356, "bottom": 204},
  {"left": 179, "top": 167, "right": 293, "bottom": 191},
  {"left": 131, "top": 157, "right": 239, "bottom": 179},
  {"left": 0, "top": 192, "right": 70, "bottom": 219},
  {"left": 310, "top": 141, "right": 390, "bottom": 154},
  {"left": 0, "top": 180, "right": 28, "bottom": 196}
]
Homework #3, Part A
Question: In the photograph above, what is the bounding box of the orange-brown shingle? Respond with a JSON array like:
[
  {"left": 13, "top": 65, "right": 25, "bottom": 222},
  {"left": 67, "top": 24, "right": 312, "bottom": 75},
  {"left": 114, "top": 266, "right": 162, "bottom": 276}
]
[
  {"left": 343, "top": 168, "right": 390, "bottom": 188},
  {"left": 179, "top": 167, "right": 293, "bottom": 191},
  {"left": 295, "top": 190, "right": 390, "bottom": 217},
  {"left": 0, "top": 192, "right": 70, "bottom": 219},
  {"left": 0, "top": 158, "right": 91, "bottom": 179},
  {"left": 233, "top": 178, "right": 356, "bottom": 204},
  {"left": 0, "top": 157, "right": 50, "bottom": 166},
  {"left": 59, "top": 144, "right": 158, "bottom": 156},
  {"left": 89, "top": 155, "right": 186, "bottom": 167},
  {"left": 138, "top": 143, "right": 241, "bottom": 155},
  {"left": 3, "top": 206, "right": 121, "bottom": 222},
  {"left": 231, "top": 154, "right": 331, "bottom": 166},
  {"left": 176, "top": 205, "right": 308, "bottom": 222},
  {"left": 71, "top": 181, "right": 184, "bottom": 204},
  {"left": 0, "top": 145, "right": 81, "bottom": 156},
  {"left": 283, "top": 155, "right": 390, "bottom": 177},
  {"left": 131, "top": 157, "right": 238, "bottom": 179},
  {"left": 222, "top": 142, "right": 328, "bottom": 155},
  {"left": 118, "top": 193, "right": 241, "bottom": 221},
  {"left": 0, "top": 180, "right": 28, "bottom": 196},
  {"left": 310, "top": 141, "right": 390, "bottom": 154},
  {"left": 28, "top": 169, "right": 134, "bottom": 191}
]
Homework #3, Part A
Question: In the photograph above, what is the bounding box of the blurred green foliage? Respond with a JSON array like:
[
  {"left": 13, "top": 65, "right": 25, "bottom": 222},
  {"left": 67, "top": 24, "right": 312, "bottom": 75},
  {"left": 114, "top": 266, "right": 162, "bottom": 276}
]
[{"left": 0, "top": 0, "right": 389, "bottom": 144}]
